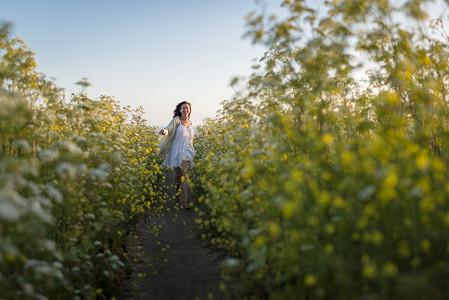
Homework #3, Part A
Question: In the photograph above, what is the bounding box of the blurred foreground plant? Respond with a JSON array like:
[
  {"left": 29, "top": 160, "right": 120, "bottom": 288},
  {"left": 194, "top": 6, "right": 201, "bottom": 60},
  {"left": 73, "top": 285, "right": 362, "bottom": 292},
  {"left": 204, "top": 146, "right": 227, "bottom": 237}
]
[
  {"left": 0, "top": 24, "right": 162, "bottom": 299},
  {"left": 194, "top": 1, "right": 449, "bottom": 299}
]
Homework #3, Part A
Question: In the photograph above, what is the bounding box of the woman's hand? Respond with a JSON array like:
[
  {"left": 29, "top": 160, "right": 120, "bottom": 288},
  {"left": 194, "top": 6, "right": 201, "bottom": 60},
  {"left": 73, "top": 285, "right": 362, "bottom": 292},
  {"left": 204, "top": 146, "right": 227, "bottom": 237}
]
[{"left": 159, "top": 129, "right": 167, "bottom": 135}]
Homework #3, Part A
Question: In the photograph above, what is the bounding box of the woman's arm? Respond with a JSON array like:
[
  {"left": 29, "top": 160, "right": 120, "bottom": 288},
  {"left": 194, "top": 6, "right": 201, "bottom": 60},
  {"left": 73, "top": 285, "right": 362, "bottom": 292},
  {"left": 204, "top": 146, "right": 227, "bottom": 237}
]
[{"left": 159, "top": 117, "right": 179, "bottom": 136}]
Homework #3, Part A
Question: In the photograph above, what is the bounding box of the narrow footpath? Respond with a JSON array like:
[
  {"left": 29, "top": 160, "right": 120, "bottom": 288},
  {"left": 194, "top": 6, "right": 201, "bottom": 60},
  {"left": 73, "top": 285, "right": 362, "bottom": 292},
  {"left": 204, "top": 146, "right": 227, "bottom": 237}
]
[{"left": 121, "top": 171, "right": 235, "bottom": 300}]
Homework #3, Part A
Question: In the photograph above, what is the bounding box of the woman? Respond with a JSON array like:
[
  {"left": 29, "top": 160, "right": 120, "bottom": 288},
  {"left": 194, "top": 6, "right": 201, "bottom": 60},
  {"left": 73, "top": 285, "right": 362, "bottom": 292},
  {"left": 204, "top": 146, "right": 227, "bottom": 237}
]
[{"left": 158, "top": 101, "right": 195, "bottom": 209}]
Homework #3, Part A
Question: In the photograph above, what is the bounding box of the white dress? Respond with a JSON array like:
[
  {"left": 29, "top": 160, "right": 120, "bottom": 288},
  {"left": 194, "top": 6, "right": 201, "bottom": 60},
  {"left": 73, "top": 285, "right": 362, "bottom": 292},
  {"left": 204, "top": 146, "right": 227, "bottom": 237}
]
[{"left": 162, "top": 123, "right": 195, "bottom": 168}]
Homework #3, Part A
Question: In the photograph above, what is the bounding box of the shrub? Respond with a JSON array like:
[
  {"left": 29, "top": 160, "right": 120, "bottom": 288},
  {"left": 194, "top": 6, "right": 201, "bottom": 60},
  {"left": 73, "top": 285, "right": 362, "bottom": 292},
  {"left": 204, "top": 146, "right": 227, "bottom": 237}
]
[
  {"left": 0, "top": 24, "right": 162, "bottom": 299},
  {"left": 194, "top": 1, "right": 449, "bottom": 299}
]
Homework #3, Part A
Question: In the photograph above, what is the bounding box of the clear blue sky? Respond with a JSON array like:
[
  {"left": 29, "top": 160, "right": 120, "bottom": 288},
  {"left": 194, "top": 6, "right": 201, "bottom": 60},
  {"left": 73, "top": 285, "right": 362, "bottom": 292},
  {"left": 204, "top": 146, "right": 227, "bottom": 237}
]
[
  {"left": 1, "top": 0, "right": 271, "bottom": 126},
  {"left": 3, "top": 1, "right": 447, "bottom": 126}
]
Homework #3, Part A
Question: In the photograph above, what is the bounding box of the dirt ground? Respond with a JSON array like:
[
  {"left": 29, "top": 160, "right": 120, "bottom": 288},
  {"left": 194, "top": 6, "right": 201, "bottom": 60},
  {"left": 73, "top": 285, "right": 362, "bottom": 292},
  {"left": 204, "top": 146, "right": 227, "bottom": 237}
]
[{"left": 119, "top": 171, "right": 236, "bottom": 300}]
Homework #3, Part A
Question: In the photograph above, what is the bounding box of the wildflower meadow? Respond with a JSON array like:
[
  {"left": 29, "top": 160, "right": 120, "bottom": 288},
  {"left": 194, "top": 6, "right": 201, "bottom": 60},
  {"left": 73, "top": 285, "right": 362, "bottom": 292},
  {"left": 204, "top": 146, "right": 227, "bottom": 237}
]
[
  {"left": 193, "top": 0, "right": 449, "bottom": 299},
  {"left": 3, "top": 0, "right": 449, "bottom": 299},
  {"left": 0, "top": 23, "right": 163, "bottom": 299}
]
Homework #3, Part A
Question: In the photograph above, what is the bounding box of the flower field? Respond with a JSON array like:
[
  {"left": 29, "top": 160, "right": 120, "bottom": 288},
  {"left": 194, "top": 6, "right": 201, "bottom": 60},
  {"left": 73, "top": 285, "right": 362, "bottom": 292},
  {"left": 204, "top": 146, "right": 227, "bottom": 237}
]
[
  {"left": 4, "top": 0, "right": 449, "bottom": 299},
  {"left": 0, "top": 24, "right": 164, "bottom": 299},
  {"left": 192, "top": 1, "right": 449, "bottom": 299}
]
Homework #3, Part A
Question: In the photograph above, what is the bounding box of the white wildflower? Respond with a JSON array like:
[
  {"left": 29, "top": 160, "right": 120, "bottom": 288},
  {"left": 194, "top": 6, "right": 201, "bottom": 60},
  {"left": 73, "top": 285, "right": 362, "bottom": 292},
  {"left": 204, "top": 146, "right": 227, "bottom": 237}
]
[
  {"left": 56, "top": 162, "right": 77, "bottom": 178},
  {"left": 45, "top": 184, "right": 63, "bottom": 203},
  {"left": 56, "top": 140, "right": 83, "bottom": 154},
  {"left": 39, "top": 150, "right": 59, "bottom": 162},
  {"left": 15, "top": 139, "right": 32, "bottom": 153}
]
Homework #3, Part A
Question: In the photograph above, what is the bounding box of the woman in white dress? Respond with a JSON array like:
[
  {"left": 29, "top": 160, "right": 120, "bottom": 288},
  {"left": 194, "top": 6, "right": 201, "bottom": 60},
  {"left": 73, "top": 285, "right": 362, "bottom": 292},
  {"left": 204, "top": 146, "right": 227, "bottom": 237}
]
[{"left": 158, "top": 101, "right": 195, "bottom": 209}]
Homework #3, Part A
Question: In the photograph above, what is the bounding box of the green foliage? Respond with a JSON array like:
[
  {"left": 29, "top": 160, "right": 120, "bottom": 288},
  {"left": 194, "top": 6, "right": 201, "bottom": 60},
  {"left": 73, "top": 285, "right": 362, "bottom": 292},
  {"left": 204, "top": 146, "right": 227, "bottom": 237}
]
[
  {"left": 194, "top": 1, "right": 449, "bottom": 299},
  {"left": 0, "top": 24, "right": 162, "bottom": 299}
]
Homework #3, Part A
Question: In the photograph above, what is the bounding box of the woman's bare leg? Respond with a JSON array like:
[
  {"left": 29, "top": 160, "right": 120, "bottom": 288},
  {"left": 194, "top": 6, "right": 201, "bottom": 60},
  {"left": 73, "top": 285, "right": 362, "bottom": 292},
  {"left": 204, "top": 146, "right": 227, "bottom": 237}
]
[
  {"left": 181, "top": 160, "right": 191, "bottom": 208},
  {"left": 174, "top": 167, "right": 182, "bottom": 203}
]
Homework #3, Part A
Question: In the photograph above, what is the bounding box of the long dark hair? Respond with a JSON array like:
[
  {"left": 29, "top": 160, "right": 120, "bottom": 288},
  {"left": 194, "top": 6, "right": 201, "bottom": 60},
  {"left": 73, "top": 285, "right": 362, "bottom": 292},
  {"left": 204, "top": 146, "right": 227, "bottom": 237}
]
[{"left": 173, "top": 101, "right": 191, "bottom": 119}]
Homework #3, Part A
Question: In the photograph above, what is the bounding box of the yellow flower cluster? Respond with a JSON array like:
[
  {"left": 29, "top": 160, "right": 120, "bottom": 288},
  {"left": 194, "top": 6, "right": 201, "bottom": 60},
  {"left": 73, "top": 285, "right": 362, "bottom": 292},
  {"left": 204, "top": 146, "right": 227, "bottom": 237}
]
[{"left": 192, "top": 1, "right": 449, "bottom": 298}]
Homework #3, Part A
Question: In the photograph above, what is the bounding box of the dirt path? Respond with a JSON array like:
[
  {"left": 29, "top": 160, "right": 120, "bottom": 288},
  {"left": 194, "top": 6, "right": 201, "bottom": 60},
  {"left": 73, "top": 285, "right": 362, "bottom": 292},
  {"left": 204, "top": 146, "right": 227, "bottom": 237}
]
[{"left": 121, "top": 171, "right": 234, "bottom": 300}]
